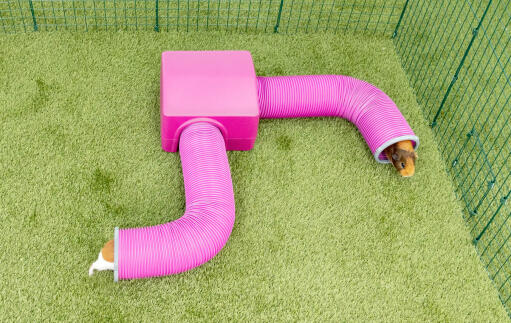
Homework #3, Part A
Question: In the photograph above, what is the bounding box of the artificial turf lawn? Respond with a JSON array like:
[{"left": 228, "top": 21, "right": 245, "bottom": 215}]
[{"left": 0, "top": 32, "right": 508, "bottom": 321}]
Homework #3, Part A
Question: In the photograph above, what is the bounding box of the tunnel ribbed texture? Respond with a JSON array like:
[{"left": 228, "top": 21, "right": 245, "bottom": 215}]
[
  {"left": 257, "top": 75, "right": 418, "bottom": 162},
  {"left": 115, "top": 122, "right": 235, "bottom": 280}
]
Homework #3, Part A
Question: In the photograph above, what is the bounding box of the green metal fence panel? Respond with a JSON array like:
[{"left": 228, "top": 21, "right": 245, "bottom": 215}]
[
  {"left": 0, "top": 0, "right": 404, "bottom": 34},
  {"left": 1, "top": 0, "right": 511, "bottom": 316},
  {"left": 395, "top": 0, "right": 511, "bottom": 312}
]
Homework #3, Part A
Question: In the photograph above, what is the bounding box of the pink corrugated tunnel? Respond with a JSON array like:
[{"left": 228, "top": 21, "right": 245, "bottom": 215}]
[
  {"left": 115, "top": 122, "right": 235, "bottom": 281},
  {"left": 257, "top": 75, "right": 419, "bottom": 162},
  {"left": 114, "top": 51, "right": 419, "bottom": 281}
]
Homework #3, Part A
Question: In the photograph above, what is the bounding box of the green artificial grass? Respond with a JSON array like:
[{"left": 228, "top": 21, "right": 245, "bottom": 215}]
[{"left": 0, "top": 32, "right": 508, "bottom": 321}]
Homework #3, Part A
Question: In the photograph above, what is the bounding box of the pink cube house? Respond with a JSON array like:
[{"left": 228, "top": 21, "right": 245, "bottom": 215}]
[{"left": 160, "top": 51, "right": 260, "bottom": 152}]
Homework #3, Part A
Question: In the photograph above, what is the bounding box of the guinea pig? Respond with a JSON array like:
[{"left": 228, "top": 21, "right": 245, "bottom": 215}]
[
  {"left": 384, "top": 140, "right": 418, "bottom": 177},
  {"left": 89, "top": 239, "right": 114, "bottom": 276}
]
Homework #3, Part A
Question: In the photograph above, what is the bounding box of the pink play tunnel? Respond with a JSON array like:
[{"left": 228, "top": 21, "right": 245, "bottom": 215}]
[
  {"left": 257, "top": 75, "right": 418, "bottom": 162},
  {"left": 114, "top": 51, "right": 419, "bottom": 281},
  {"left": 115, "top": 122, "right": 235, "bottom": 281}
]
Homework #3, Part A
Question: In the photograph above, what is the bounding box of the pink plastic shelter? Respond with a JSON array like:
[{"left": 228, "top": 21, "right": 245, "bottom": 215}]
[{"left": 160, "top": 51, "right": 260, "bottom": 152}]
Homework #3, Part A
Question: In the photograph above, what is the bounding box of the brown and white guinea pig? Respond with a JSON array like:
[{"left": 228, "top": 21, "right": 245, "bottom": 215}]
[
  {"left": 383, "top": 140, "right": 418, "bottom": 177},
  {"left": 89, "top": 239, "right": 114, "bottom": 276}
]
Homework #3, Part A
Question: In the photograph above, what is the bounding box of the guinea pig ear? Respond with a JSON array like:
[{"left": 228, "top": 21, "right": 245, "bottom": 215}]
[{"left": 392, "top": 153, "right": 399, "bottom": 161}]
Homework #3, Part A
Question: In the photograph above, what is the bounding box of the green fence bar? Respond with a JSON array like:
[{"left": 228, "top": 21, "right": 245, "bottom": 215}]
[
  {"left": 154, "top": 0, "right": 159, "bottom": 31},
  {"left": 27, "top": 0, "right": 37, "bottom": 31},
  {"left": 273, "top": 0, "right": 283, "bottom": 33}
]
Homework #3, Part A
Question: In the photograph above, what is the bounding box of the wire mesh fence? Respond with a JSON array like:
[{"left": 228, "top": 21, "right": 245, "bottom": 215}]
[
  {"left": 1, "top": 0, "right": 510, "bottom": 316},
  {"left": 394, "top": 0, "right": 511, "bottom": 312},
  {"left": 0, "top": 0, "right": 405, "bottom": 34}
]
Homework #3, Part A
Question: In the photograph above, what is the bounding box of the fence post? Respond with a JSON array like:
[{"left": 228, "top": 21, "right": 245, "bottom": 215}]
[
  {"left": 273, "top": 0, "right": 284, "bottom": 33},
  {"left": 392, "top": 0, "right": 409, "bottom": 39},
  {"left": 154, "top": 0, "right": 159, "bottom": 32},
  {"left": 28, "top": 0, "right": 38, "bottom": 31},
  {"left": 430, "top": 0, "right": 493, "bottom": 127}
]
